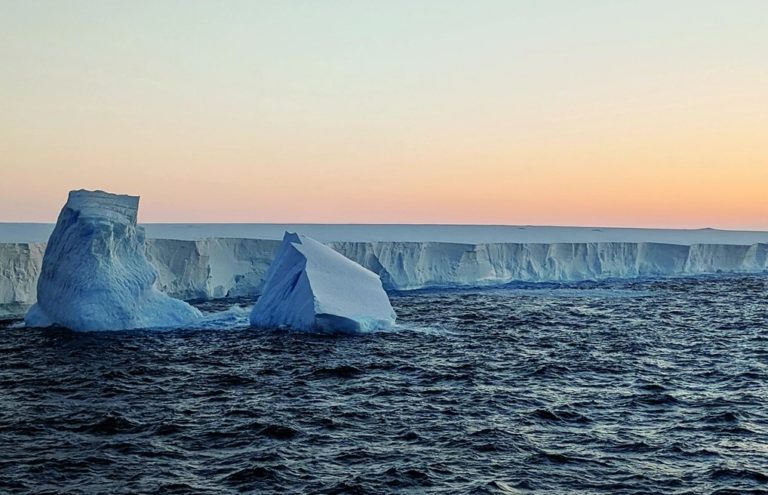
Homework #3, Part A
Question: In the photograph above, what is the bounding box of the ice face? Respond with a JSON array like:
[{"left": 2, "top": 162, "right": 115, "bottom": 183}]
[
  {"left": 250, "top": 232, "right": 396, "bottom": 333},
  {"left": 0, "top": 242, "right": 44, "bottom": 318},
  {"left": 24, "top": 190, "right": 202, "bottom": 331},
  {"left": 3, "top": 236, "right": 768, "bottom": 317}
]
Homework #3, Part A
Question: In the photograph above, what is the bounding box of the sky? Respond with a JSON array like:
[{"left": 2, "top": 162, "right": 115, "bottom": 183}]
[{"left": 1, "top": 1, "right": 766, "bottom": 228}]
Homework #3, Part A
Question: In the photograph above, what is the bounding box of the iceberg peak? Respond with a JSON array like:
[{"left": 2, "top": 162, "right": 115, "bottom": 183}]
[{"left": 65, "top": 189, "right": 140, "bottom": 224}]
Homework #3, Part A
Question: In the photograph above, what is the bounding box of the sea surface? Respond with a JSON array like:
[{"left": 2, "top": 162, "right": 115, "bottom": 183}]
[{"left": 1, "top": 275, "right": 767, "bottom": 494}]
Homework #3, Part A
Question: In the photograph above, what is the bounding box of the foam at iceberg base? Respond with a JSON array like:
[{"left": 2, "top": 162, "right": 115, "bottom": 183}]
[
  {"left": 25, "top": 190, "right": 202, "bottom": 331},
  {"left": 250, "top": 233, "right": 396, "bottom": 333}
]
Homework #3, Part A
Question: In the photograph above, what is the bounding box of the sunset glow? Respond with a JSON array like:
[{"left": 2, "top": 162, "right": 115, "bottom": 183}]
[{"left": 1, "top": 1, "right": 766, "bottom": 228}]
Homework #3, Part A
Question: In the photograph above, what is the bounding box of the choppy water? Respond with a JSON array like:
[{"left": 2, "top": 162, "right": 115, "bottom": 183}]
[{"left": 1, "top": 275, "right": 767, "bottom": 494}]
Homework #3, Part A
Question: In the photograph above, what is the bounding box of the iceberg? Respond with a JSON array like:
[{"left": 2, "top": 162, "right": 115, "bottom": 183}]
[
  {"left": 3, "top": 235, "right": 768, "bottom": 318},
  {"left": 250, "top": 233, "right": 396, "bottom": 333},
  {"left": 24, "top": 190, "right": 202, "bottom": 331}
]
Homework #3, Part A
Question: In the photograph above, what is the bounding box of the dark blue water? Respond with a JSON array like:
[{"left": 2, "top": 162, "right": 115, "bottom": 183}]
[{"left": 1, "top": 275, "right": 767, "bottom": 494}]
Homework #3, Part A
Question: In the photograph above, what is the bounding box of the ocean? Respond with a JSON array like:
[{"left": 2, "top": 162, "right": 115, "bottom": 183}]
[{"left": 1, "top": 275, "right": 767, "bottom": 494}]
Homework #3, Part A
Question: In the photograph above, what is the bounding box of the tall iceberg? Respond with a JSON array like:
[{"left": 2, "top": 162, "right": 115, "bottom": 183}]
[
  {"left": 250, "top": 233, "right": 396, "bottom": 333},
  {"left": 25, "top": 190, "right": 202, "bottom": 331}
]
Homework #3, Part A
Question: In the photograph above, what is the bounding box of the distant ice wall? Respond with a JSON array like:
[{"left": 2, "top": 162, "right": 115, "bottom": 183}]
[
  {"left": 146, "top": 238, "right": 281, "bottom": 300},
  {"left": 0, "top": 243, "right": 45, "bottom": 317},
  {"left": 2, "top": 239, "right": 767, "bottom": 316},
  {"left": 329, "top": 241, "right": 699, "bottom": 289},
  {"left": 5, "top": 223, "right": 768, "bottom": 245}
]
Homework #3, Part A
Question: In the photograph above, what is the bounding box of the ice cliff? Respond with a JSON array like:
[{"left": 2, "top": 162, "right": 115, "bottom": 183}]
[
  {"left": 0, "top": 243, "right": 45, "bottom": 318},
  {"left": 142, "top": 240, "right": 768, "bottom": 295},
  {"left": 250, "top": 233, "right": 396, "bottom": 333},
  {"left": 146, "top": 238, "right": 280, "bottom": 300},
  {"left": 2, "top": 238, "right": 767, "bottom": 318},
  {"left": 24, "top": 190, "right": 202, "bottom": 330}
]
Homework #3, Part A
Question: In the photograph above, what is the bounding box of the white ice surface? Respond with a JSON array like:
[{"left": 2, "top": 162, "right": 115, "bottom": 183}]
[
  {"left": 250, "top": 233, "right": 396, "bottom": 333},
  {"left": 3, "top": 223, "right": 768, "bottom": 245},
  {"left": 24, "top": 190, "right": 202, "bottom": 331},
  {"left": 3, "top": 221, "right": 768, "bottom": 320},
  {"left": 3, "top": 237, "right": 768, "bottom": 318},
  {"left": 0, "top": 243, "right": 45, "bottom": 317}
]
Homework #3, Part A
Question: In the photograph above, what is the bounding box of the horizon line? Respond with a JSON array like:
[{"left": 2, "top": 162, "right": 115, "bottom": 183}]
[{"left": 1, "top": 221, "right": 767, "bottom": 233}]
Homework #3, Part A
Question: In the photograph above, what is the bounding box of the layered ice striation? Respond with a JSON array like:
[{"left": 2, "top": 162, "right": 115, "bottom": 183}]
[
  {"left": 24, "top": 190, "right": 202, "bottom": 331},
  {"left": 147, "top": 238, "right": 281, "bottom": 300},
  {"left": 250, "top": 233, "right": 396, "bottom": 333},
  {"left": 0, "top": 243, "right": 45, "bottom": 318},
  {"left": 3, "top": 237, "right": 768, "bottom": 317}
]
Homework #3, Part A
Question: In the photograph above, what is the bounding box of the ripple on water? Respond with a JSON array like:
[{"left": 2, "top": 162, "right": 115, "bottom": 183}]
[{"left": 0, "top": 275, "right": 767, "bottom": 494}]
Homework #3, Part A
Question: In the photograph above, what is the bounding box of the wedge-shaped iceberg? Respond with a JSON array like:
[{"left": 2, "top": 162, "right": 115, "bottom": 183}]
[
  {"left": 250, "top": 233, "right": 396, "bottom": 333},
  {"left": 25, "top": 190, "right": 202, "bottom": 331}
]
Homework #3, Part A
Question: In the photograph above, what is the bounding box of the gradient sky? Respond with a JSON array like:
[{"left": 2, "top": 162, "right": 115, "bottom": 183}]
[{"left": 1, "top": 1, "right": 766, "bottom": 227}]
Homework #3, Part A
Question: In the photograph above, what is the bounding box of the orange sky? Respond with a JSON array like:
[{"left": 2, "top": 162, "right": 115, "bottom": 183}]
[{"left": 1, "top": 1, "right": 766, "bottom": 228}]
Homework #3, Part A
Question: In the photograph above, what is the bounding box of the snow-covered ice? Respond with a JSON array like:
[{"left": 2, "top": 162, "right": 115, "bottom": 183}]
[
  {"left": 24, "top": 190, "right": 202, "bottom": 331},
  {"left": 3, "top": 222, "right": 768, "bottom": 245},
  {"left": 250, "top": 233, "right": 396, "bottom": 333},
  {"left": 3, "top": 221, "right": 768, "bottom": 319},
  {"left": 3, "top": 237, "right": 768, "bottom": 317},
  {"left": 0, "top": 243, "right": 44, "bottom": 318}
]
